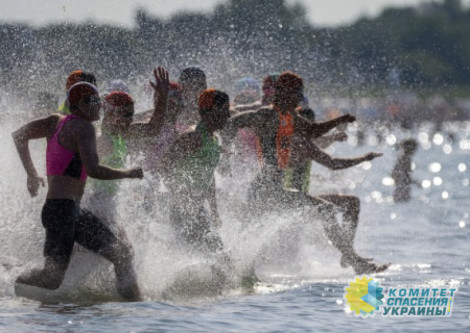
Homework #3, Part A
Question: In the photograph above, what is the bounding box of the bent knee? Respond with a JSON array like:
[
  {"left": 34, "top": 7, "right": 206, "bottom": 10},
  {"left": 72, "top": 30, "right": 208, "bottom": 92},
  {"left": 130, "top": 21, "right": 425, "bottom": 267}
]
[
  {"left": 349, "top": 196, "right": 360, "bottom": 212},
  {"left": 47, "top": 277, "right": 64, "bottom": 290},
  {"left": 340, "top": 195, "right": 360, "bottom": 212},
  {"left": 103, "top": 241, "right": 135, "bottom": 264}
]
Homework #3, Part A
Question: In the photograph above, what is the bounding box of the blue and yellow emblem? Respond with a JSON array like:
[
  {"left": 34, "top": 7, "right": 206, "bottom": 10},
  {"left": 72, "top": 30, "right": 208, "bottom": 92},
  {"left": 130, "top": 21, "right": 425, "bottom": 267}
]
[{"left": 344, "top": 276, "right": 384, "bottom": 317}]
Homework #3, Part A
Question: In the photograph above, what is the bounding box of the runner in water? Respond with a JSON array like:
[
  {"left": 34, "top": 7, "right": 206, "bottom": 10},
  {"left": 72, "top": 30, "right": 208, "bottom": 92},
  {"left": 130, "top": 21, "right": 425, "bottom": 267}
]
[
  {"left": 178, "top": 67, "right": 207, "bottom": 130},
  {"left": 160, "top": 88, "right": 230, "bottom": 253},
  {"left": 232, "top": 73, "right": 279, "bottom": 113},
  {"left": 12, "top": 82, "right": 143, "bottom": 301},
  {"left": 139, "top": 81, "right": 184, "bottom": 178},
  {"left": 222, "top": 71, "right": 387, "bottom": 274},
  {"left": 98, "top": 67, "right": 169, "bottom": 158},
  {"left": 288, "top": 118, "right": 385, "bottom": 270},
  {"left": 88, "top": 67, "right": 169, "bottom": 228},
  {"left": 58, "top": 70, "right": 97, "bottom": 115}
]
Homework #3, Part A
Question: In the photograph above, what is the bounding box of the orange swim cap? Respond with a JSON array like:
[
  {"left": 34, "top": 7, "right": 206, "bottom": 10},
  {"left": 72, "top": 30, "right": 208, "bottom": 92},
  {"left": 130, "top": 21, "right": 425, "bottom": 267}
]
[
  {"left": 198, "top": 88, "right": 229, "bottom": 113},
  {"left": 66, "top": 70, "right": 83, "bottom": 90},
  {"left": 65, "top": 70, "right": 97, "bottom": 90}
]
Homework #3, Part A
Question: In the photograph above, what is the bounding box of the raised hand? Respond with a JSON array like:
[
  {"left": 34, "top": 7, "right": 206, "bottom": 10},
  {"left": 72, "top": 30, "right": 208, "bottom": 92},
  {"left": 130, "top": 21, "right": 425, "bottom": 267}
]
[
  {"left": 27, "top": 175, "right": 45, "bottom": 197},
  {"left": 150, "top": 66, "right": 170, "bottom": 101}
]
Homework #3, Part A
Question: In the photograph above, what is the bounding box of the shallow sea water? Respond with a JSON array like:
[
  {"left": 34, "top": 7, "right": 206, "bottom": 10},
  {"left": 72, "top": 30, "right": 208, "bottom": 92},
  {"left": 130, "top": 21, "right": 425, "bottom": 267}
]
[{"left": 1, "top": 109, "right": 470, "bottom": 332}]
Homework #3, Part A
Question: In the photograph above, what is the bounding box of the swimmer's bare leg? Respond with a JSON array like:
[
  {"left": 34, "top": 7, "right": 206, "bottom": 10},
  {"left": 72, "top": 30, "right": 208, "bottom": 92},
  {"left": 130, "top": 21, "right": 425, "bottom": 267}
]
[
  {"left": 311, "top": 196, "right": 387, "bottom": 274},
  {"left": 100, "top": 243, "right": 141, "bottom": 302},
  {"left": 319, "top": 194, "right": 373, "bottom": 266}
]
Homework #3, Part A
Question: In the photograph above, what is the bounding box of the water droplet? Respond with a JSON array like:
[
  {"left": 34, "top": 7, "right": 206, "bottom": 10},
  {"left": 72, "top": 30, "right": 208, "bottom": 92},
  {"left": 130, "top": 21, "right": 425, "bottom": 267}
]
[
  {"left": 371, "top": 191, "right": 382, "bottom": 199},
  {"left": 382, "top": 177, "right": 395, "bottom": 186},
  {"left": 422, "top": 180, "right": 431, "bottom": 188},
  {"left": 362, "top": 161, "right": 371, "bottom": 170},
  {"left": 458, "top": 163, "right": 466, "bottom": 172},
  {"left": 433, "top": 177, "right": 443, "bottom": 186},
  {"left": 443, "top": 144, "right": 452, "bottom": 154},
  {"left": 433, "top": 133, "right": 444, "bottom": 145},
  {"left": 459, "top": 139, "right": 470, "bottom": 150},
  {"left": 459, "top": 221, "right": 466, "bottom": 228},
  {"left": 442, "top": 191, "right": 449, "bottom": 199},
  {"left": 418, "top": 132, "right": 429, "bottom": 143},
  {"left": 390, "top": 213, "right": 397, "bottom": 219},
  {"left": 386, "top": 134, "right": 396, "bottom": 145},
  {"left": 422, "top": 141, "right": 432, "bottom": 150},
  {"left": 429, "top": 162, "right": 441, "bottom": 173}
]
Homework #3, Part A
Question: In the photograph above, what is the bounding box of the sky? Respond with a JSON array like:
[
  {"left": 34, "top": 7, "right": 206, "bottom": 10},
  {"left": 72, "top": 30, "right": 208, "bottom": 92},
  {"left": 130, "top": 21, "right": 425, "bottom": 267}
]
[{"left": 1, "top": 0, "right": 470, "bottom": 28}]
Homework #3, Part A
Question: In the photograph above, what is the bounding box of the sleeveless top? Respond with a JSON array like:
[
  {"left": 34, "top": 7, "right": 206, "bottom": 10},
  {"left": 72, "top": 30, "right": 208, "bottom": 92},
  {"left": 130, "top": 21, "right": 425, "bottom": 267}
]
[
  {"left": 171, "top": 124, "right": 221, "bottom": 193},
  {"left": 91, "top": 131, "right": 127, "bottom": 194},
  {"left": 46, "top": 114, "right": 87, "bottom": 181}
]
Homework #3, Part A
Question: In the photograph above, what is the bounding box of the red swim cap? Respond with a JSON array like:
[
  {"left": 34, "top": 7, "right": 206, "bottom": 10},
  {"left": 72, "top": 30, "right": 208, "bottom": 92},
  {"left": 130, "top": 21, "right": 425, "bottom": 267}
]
[
  {"left": 105, "top": 91, "right": 134, "bottom": 107},
  {"left": 67, "top": 82, "right": 99, "bottom": 107}
]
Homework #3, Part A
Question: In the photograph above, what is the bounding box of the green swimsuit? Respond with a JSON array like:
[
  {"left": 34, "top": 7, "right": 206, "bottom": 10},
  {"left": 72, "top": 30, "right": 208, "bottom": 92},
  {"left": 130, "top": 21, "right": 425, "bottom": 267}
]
[
  {"left": 171, "top": 124, "right": 221, "bottom": 194},
  {"left": 91, "top": 133, "right": 128, "bottom": 195}
]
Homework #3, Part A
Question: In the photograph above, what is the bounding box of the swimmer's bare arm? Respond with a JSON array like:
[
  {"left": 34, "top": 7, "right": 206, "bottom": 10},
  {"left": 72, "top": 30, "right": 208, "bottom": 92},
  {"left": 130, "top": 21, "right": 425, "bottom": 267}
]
[
  {"left": 307, "top": 114, "right": 356, "bottom": 139},
  {"left": 300, "top": 139, "right": 382, "bottom": 170},
  {"left": 221, "top": 108, "right": 266, "bottom": 145},
  {"left": 12, "top": 115, "right": 59, "bottom": 197},
  {"left": 128, "top": 67, "right": 170, "bottom": 138},
  {"left": 76, "top": 121, "right": 143, "bottom": 180},
  {"left": 314, "top": 132, "right": 348, "bottom": 149}
]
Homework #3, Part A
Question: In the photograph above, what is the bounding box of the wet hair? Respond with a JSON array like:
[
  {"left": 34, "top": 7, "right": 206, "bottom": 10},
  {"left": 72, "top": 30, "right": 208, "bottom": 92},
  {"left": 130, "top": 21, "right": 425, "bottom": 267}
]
[
  {"left": 198, "top": 88, "right": 229, "bottom": 114},
  {"left": 275, "top": 71, "right": 304, "bottom": 91},
  {"left": 179, "top": 67, "right": 207, "bottom": 89},
  {"left": 66, "top": 70, "right": 97, "bottom": 90}
]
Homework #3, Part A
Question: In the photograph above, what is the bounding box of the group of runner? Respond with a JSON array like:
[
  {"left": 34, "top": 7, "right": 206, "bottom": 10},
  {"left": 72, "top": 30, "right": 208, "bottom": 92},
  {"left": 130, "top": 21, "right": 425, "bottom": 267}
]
[{"left": 12, "top": 66, "right": 388, "bottom": 301}]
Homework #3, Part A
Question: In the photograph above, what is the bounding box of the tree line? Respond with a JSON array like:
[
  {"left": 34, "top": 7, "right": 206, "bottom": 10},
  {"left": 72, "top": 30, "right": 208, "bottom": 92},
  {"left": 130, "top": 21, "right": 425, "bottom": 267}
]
[{"left": 1, "top": 0, "right": 469, "bottom": 98}]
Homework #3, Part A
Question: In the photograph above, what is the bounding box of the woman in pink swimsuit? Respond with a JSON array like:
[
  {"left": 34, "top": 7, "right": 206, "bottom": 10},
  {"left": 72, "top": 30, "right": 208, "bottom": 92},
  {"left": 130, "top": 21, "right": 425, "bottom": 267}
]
[{"left": 12, "top": 82, "right": 143, "bottom": 301}]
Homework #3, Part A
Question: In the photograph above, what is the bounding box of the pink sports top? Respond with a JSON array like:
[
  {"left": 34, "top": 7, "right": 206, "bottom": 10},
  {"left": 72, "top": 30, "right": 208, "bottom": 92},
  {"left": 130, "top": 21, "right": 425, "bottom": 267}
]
[{"left": 46, "top": 114, "right": 87, "bottom": 181}]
